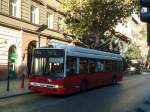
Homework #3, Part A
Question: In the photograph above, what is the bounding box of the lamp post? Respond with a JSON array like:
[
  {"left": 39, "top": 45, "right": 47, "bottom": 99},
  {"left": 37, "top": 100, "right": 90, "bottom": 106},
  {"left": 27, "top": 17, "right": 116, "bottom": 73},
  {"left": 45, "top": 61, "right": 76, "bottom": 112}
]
[
  {"left": 36, "top": 24, "right": 47, "bottom": 47},
  {"left": 7, "top": 62, "right": 10, "bottom": 91}
]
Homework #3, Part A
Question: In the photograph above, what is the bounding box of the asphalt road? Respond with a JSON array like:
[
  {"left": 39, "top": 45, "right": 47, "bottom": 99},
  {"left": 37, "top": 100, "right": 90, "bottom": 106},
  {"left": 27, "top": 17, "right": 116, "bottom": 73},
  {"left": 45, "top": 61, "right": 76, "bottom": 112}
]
[{"left": 1, "top": 74, "right": 150, "bottom": 112}]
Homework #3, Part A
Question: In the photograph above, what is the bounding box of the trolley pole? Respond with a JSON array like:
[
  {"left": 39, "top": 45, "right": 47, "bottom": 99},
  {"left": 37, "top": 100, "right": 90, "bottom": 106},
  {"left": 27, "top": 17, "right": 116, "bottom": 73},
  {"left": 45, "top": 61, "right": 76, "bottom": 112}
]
[
  {"left": 36, "top": 24, "right": 47, "bottom": 47},
  {"left": 38, "top": 33, "right": 40, "bottom": 47}
]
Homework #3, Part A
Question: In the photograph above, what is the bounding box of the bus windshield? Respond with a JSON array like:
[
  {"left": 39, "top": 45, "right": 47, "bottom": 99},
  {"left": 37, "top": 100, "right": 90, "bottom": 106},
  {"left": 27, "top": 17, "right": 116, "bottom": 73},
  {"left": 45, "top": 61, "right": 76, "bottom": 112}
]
[{"left": 31, "top": 49, "right": 65, "bottom": 78}]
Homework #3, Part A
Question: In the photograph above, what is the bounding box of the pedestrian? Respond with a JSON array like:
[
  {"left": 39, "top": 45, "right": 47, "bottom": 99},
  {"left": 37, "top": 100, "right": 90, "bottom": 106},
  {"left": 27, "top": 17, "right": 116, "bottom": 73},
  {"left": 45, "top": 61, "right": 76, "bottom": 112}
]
[{"left": 20, "top": 65, "right": 28, "bottom": 88}]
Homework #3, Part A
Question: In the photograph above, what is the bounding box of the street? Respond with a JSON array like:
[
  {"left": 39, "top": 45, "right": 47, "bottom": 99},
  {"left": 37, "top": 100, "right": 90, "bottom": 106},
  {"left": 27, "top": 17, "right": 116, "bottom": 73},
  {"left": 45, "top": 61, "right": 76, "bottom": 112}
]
[{"left": 1, "top": 74, "right": 150, "bottom": 112}]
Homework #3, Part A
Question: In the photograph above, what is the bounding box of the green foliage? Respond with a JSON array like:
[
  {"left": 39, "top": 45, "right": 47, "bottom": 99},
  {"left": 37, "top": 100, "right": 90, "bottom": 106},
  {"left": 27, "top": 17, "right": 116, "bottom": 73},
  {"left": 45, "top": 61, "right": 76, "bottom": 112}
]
[
  {"left": 124, "top": 44, "right": 141, "bottom": 60},
  {"left": 62, "top": 0, "right": 139, "bottom": 48},
  {"left": 124, "top": 44, "right": 142, "bottom": 73}
]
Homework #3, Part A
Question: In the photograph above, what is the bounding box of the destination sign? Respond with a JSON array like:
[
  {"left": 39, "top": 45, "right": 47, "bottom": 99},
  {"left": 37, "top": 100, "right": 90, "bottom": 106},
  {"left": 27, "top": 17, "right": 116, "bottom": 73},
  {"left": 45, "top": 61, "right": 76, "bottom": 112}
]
[{"left": 34, "top": 49, "right": 64, "bottom": 57}]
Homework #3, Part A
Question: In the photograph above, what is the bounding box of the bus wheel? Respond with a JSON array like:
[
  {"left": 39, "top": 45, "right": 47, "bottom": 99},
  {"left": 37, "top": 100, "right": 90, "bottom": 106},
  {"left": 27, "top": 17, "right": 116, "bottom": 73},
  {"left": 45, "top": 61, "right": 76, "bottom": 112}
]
[
  {"left": 112, "top": 76, "right": 117, "bottom": 85},
  {"left": 80, "top": 81, "right": 87, "bottom": 93}
]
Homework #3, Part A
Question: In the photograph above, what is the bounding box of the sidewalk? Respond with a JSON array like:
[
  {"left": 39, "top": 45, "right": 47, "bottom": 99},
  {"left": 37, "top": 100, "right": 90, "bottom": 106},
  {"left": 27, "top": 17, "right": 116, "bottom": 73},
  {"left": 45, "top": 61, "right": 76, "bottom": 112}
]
[{"left": 0, "top": 79, "right": 34, "bottom": 99}]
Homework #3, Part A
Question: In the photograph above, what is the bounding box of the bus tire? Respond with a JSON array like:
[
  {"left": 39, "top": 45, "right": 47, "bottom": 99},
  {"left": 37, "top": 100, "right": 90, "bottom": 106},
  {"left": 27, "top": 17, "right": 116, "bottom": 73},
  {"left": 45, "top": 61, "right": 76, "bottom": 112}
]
[
  {"left": 80, "top": 81, "right": 87, "bottom": 93},
  {"left": 112, "top": 75, "right": 117, "bottom": 85}
]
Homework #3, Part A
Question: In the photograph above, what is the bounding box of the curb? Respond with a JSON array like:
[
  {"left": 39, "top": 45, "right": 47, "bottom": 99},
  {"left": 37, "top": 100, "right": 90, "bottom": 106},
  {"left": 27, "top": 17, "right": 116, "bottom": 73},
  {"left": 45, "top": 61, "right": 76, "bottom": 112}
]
[{"left": 0, "top": 91, "right": 36, "bottom": 100}]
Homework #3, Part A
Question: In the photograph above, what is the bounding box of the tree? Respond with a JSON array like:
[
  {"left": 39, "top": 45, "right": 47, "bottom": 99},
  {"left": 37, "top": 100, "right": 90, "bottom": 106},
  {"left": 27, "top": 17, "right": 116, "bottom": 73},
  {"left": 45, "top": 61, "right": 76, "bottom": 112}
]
[
  {"left": 124, "top": 44, "right": 142, "bottom": 73},
  {"left": 124, "top": 44, "right": 142, "bottom": 60},
  {"left": 62, "top": 0, "right": 139, "bottom": 49}
]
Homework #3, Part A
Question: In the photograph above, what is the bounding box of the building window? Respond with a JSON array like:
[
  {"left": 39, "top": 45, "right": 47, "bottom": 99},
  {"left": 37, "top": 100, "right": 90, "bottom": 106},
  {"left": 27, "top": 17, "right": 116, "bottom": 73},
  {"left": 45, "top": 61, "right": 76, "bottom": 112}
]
[
  {"left": 47, "top": 13, "right": 54, "bottom": 29},
  {"left": 58, "top": 17, "right": 64, "bottom": 32},
  {"left": 31, "top": 6, "right": 39, "bottom": 24},
  {"left": 10, "top": 0, "right": 20, "bottom": 17}
]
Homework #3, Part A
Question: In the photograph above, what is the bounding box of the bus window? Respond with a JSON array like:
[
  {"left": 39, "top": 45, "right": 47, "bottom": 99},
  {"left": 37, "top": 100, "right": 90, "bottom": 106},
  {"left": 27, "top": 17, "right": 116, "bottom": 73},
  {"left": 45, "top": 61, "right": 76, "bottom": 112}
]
[
  {"left": 79, "top": 58, "right": 88, "bottom": 73},
  {"left": 31, "top": 49, "right": 65, "bottom": 78},
  {"left": 89, "top": 59, "right": 96, "bottom": 73},
  {"left": 117, "top": 61, "right": 123, "bottom": 71},
  {"left": 105, "top": 61, "right": 112, "bottom": 71},
  {"left": 32, "top": 57, "right": 64, "bottom": 78},
  {"left": 112, "top": 61, "right": 117, "bottom": 71},
  {"left": 112, "top": 61, "right": 122, "bottom": 71},
  {"left": 66, "top": 57, "right": 77, "bottom": 75},
  {"left": 96, "top": 61, "right": 105, "bottom": 72}
]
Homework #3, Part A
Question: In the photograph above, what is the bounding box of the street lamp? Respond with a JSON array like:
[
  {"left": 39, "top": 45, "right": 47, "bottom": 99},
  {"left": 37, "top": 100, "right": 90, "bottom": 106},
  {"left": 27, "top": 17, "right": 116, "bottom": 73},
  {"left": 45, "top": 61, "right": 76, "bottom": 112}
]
[{"left": 36, "top": 24, "right": 47, "bottom": 47}]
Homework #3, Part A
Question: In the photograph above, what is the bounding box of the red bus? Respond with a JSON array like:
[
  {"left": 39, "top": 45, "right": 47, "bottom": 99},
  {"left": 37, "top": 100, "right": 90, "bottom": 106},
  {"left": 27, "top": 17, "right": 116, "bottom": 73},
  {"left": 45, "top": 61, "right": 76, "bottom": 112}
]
[{"left": 29, "top": 46, "right": 123, "bottom": 95}]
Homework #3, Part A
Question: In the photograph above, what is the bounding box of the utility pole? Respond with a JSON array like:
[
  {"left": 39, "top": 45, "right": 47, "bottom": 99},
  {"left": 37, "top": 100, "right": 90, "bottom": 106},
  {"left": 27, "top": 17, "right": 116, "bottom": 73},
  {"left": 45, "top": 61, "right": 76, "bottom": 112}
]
[{"left": 147, "top": 23, "right": 150, "bottom": 46}]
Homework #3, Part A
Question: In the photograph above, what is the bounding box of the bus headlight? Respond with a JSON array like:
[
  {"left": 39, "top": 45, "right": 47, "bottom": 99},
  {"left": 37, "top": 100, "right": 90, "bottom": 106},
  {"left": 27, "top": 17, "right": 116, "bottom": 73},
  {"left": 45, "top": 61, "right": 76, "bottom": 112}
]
[{"left": 54, "top": 85, "right": 64, "bottom": 89}]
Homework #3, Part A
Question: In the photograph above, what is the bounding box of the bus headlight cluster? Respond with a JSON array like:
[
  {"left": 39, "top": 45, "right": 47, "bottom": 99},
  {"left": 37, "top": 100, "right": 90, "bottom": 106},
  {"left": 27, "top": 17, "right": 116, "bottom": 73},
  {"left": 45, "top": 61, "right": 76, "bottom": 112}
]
[
  {"left": 30, "top": 82, "right": 64, "bottom": 89},
  {"left": 54, "top": 85, "right": 64, "bottom": 89}
]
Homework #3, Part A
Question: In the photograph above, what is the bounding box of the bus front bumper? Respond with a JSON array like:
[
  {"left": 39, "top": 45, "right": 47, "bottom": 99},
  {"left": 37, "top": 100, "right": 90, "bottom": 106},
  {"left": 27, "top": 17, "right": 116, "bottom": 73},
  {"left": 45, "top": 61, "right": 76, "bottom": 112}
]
[{"left": 29, "top": 82, "right": 66, "bottom": 95}]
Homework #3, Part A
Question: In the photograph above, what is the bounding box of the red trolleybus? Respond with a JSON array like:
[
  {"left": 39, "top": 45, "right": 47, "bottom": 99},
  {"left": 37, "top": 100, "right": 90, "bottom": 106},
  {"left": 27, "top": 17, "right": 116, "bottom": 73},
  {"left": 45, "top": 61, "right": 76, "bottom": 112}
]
[{"left": 29, "top": 46, "right": 123, "bottom": 95}]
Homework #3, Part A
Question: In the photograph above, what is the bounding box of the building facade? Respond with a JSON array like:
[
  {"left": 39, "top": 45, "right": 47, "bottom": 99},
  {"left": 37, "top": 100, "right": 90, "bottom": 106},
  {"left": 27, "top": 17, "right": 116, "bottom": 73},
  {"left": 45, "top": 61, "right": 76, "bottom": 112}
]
[
  {"left": 116, "top": 14, "right": 149, "bottom": 72},
  {"left": 131, "top": 15, "right": 148, "bottom": 63},
  {"left": 0, "top": 0, "right": 70, "bottom": 80}
]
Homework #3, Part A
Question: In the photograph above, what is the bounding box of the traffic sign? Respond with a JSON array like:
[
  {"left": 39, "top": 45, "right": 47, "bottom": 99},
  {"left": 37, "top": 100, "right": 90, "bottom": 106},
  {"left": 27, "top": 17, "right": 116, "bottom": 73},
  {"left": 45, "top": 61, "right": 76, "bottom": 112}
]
[{"left": 140, "top": 7, "right": 150, "bottom": 22}]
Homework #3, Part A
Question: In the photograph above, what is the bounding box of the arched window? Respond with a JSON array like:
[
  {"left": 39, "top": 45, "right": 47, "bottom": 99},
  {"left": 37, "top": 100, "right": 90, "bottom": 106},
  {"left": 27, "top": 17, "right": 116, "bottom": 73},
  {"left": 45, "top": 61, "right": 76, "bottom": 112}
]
[{"left": 8, "top": 45, "right": 17, "bottom": 79}]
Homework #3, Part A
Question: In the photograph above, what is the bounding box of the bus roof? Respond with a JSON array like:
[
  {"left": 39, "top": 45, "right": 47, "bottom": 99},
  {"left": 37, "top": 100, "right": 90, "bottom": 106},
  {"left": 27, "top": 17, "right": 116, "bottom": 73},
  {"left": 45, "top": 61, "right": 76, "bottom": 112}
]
[
  {"left": 36, "top": 45, "right": 122, "bottom": 61},
  {"left": 66, "top": 46, "right": 122, "bottom": 61}
]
